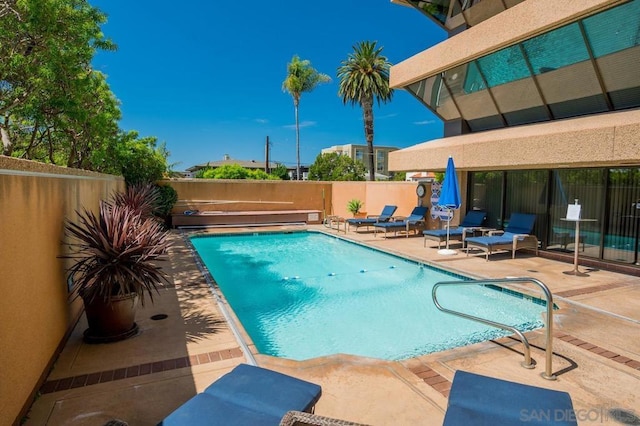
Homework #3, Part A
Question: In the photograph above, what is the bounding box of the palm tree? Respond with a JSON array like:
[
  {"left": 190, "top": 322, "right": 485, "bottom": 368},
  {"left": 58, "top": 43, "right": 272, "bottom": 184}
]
[
  {"left": 337, "top": 41, "right": 393, "bottom": 181},
  {"left": 282, "top": 55, "right": 331, "bottom": 180}
]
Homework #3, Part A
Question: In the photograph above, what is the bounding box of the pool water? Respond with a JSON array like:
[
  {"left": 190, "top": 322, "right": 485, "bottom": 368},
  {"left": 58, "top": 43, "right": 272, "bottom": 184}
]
[{"left": 191, "top": 232, "right": 545, "bottom": 361}]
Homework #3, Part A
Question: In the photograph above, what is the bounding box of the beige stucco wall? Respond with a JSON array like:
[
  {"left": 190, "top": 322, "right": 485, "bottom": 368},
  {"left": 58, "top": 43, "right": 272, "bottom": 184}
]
[
  {"left": 0, "top": 157, "right": 124, "bottom": 425},
  {"left": 162, "top": 179, "right": 422, "bottom": 221},
  {"left": 390, "top": 0, "right": 624, "bottom": 87},
  {"left": 162, "top": 179, "right": 334, "bottom": 215},
  {"left": 389, "top": 109, "right": 640, "bottom": 172},
  {"left": 330, "top": 181, "right": 423, "bottom": 218}
]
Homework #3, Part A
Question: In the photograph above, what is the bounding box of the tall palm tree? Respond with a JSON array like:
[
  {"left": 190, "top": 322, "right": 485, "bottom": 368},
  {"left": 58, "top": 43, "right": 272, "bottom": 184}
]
[
  {"left": 282, "top": 55, "right": 331, "bottom": 180},
  {"left": 337, "top": 41, "right": 393, "bottom": 181}
]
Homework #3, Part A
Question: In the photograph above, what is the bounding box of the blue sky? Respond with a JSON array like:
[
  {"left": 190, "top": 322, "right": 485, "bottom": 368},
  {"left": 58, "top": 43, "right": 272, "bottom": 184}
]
[{"left": 91, "top": 1, "right": 446, "bottom": 171}]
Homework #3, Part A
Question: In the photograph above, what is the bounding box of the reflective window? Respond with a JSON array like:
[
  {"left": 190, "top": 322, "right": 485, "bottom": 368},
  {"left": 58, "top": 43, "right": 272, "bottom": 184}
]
[
  {"left": 603, "top": 169, "right": 640, "bottom": 264},
  {"left": 376, "top": 150, "right": 385, "bottom": 173},
  {"left": 408, "top": 76, "right": 461, "bottom": 120},
  {"left": 584, "top": 0, "right": 640, "bottom": 110},
  {"left": 444, "top": 64, "right": 503, "bottom": 130},
  {"left": 468, "top": 171, "right": 504, "bottom": 229},
  {"left": 355, "top": 149, "right": 364, "bottom": 163},
  {"left": 504, "top": 170, "right": 548, "bottom": 240},
  {"left": 402, "top": 1, "right": 640, "bottom": 130}
]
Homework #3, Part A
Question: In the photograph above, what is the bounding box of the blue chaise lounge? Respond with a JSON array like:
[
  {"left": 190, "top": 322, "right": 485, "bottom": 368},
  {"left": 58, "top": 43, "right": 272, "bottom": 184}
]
[
  {"left": 465, "top": 212, "right": 538, "bottom": 260},
  {"left": 443, "top": 370, "right": 577, "bottom": 426},
  {"left": 346, "top": 205, "right": 397, "bottom": 232},
  {"left": 159, "top": 364, "right": 322, "bottom": 426},
  {"left": 373, "top": 206, "right": 428, "bottom": 238},
  {"left": 423, "top": 210, "right": 487, "bottom": 248}
]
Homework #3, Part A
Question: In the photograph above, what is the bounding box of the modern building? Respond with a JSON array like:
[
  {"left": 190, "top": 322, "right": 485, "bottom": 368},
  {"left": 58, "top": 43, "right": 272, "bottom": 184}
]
[
  {"left": 321, "top": 144, "right": 399, "bottom": 179},
  {"left": 389, "top": 0, "right": 640, "bottom": 270}
]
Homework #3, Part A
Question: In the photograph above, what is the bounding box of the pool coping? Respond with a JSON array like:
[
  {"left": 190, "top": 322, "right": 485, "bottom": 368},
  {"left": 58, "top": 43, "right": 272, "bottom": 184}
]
[{"left": 183, "top": 228, "right": 556, "bottom": 363}]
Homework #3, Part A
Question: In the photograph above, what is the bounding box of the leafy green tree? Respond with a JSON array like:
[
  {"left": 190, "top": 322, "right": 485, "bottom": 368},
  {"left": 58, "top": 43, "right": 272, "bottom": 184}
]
[
  {"left": 337, "top": 41, "right": 393, "bottom": 181},
  {"left": 92, "top": 130, "right": 169, "bottom": 185},
  {"left": 391, "top": 172, "right": 406, "bottom": 181},
  {"left": 308, "top": 153, "right": 366, "bottom": 181},
  {"left": 200, "top": 164, "right": 279, "bottom": 180},
  {"left": 282, "top": 55, "right": 331, "bottom": 180},
  {"left": 0, "top": 0, "right": 115, "bottom": 157},
  {"left": 270, "top": 163, "right": 290, "bottom": 180}
]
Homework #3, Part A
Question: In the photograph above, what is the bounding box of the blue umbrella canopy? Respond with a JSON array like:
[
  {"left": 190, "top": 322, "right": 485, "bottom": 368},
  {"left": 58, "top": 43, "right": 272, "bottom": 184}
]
[{"left": 439, "top": 156, "right": 461, "bottom": 209}]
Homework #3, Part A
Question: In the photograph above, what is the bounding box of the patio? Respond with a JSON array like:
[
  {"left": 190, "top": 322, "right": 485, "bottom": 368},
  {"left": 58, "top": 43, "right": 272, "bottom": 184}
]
[{"left": 25, "top": 225, "right": 640, "bottom": 425}]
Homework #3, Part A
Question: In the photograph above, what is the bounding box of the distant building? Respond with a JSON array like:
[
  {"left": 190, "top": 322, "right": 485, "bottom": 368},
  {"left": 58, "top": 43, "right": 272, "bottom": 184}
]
[
  {"left": 185, "top": 154, "right": 308, "bottom": 180},
  {"left": 321, "top": 144, "right": 399, "bottom": 179}
]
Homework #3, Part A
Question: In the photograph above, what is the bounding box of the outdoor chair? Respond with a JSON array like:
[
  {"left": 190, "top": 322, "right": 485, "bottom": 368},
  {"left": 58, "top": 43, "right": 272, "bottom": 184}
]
[
  {"left": 465, "top": 213, "right": 538, "bottom": 260},
  {"left": 159, "top": 364, "right": 322, "bottom": 426},
  {"left": 346, "top": 205, "right": 397, "bottom": 232},
  {"left": 443, "top": 370, "right": 577, "bottom": 425},
  {"left": 423, "top": 210, "right": 487, "bottom": 248},
  {"left": 373, "top": 206, "right": 428, "bottom": 238}
]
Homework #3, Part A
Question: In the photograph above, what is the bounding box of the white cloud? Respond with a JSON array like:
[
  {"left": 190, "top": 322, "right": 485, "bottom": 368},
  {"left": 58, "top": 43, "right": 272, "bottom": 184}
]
[
  {"left": 255, "top": 118, "right": 269, "bottom": 124},
  {"left": 378, "top": 113, "right": 398, "bottom": 119},
  {"left": 283, "top": 120, "right": 317, "bottom": 130},
  {"left": 413, "top": 119, "right": 436, "bottom": 125}
]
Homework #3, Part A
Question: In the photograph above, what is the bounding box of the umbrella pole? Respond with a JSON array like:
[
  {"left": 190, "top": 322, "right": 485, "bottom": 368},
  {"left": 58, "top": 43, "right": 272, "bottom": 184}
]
[{"left": 438, "top": 208, "right": 458, "bottom": 256}]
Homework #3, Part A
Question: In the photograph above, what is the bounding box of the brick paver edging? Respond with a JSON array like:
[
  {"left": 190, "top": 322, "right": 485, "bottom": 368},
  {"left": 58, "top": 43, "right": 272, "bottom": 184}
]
[
  {"left": 39, "top": 347, "right": 243, "bottom": 394},
  {"left": 554, "top": 332, "right": 640, "bottom": 371},
  {"left": 409, "top": 331, "right": 640, "bottom": 398}
]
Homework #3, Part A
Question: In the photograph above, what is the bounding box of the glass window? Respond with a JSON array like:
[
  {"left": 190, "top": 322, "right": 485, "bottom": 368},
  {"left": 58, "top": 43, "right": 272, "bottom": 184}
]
[
  {"left": 407, "top": 0, "right": 451, "bottom": 25},
  {"left": 468, "top": 171, "right": 504, "bottom": 229},
  {"left": 603, "top": 168, "right": 640, "bottom": 264},
  {"left": 376, "top": 150, "right": 385, "bottom": 173},
  {"left": 504, "top": 170, "right": 548, "bottom": 241},
  {"left": 477, "top": 45, "right": 531, "bottom": 88},
  {"left": 523, "top": 24, "right": 590, "bottom": 74},
  {"left": 408, "top": 76, "right": 461, "bottom": 121},
  {"left": 547, "top": 169, "right": 605, "bottom": 257},
  {"left": 584, "top": 1, "right": 640, "bottom": 110},
  {"left": 444, "top": 64, "right": 503, "bottom": 130},
  {"left": 355, "top": 149, "right": 364, "bottom": 162}
]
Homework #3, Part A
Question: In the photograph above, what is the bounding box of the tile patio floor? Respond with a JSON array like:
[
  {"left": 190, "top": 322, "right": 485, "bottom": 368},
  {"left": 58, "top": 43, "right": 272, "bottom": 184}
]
[{"left": 25, "top": 225, "right": 640, "bottom": 425}]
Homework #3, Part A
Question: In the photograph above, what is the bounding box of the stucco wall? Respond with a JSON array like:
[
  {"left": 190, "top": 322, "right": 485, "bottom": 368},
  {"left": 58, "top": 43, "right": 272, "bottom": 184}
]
[
  {"left": 389, "top": 109, "right": 640, "bottom": 172},
  {"left": 163, "top": 179, "right": 423, "bottom": 221},
  {"left": 0, "top": 157, "right": 124, "bottom": 425}
]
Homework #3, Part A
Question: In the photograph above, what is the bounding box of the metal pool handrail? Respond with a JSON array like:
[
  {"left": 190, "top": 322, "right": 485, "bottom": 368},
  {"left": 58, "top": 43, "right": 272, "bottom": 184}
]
[{"left": 432, "top": 277, "right": 556, "bottom": 380}]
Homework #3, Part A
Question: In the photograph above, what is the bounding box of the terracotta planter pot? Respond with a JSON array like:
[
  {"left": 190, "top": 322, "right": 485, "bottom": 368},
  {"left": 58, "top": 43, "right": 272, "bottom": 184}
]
[
  {"left": 82, "top": 293, "right": 139, "bottom": 343},
  {"left": 353, "top": 212, "right": 367, "bottom": 218}
]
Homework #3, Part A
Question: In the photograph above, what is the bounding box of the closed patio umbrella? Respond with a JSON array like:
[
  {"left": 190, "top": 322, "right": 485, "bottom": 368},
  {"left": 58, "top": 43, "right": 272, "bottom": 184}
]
[{"left": 438, "top": 156, "right": 461, "bottom": 255}]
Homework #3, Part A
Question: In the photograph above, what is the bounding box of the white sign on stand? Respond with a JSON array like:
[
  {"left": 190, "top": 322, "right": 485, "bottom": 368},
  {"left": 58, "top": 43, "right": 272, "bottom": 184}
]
[{"left": 566, "top": 200, "right": 581, "bottom": 221}]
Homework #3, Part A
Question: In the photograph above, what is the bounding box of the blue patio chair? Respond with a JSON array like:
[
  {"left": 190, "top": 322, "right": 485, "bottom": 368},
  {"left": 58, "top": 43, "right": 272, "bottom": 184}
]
[
  {"left": 465, "top": 212, "right": 538, "bottom": 260},
  {"left": 373, "top": 206, "right": 428, "bottom": 238},
  {"left": 346, "top": 205, "right": 397, "bottom": 232},
  {"left": 423, "top": 210, "right": 487, "bottom": 248},
  {"left": 444, "top": 370, "right": 577, "bottom": 426},
  {"left": 159, "top": 364, "right": 322, "bottom": 426}
]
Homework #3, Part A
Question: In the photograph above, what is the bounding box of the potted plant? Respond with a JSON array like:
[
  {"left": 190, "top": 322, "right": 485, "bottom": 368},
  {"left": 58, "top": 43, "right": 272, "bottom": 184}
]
[
  {"left": 347, "top": 199, "right": 366, "bottom": 218},
  {"left": 62, "top": 189, "right": 171, "bottom": 343}
]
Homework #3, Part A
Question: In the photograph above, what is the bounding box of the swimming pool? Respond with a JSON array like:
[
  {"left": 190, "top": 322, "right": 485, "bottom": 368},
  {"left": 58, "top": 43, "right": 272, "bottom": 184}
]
[{"left": 190, "top": 232, "right": 546, "bottom": 361}]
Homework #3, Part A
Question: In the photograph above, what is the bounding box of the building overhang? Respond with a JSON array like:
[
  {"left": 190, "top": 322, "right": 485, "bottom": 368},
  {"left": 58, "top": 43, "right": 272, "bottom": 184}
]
[
  {"left": 390, "top": 0, "right": 625, "bottom": 89},
  {"left": 389, "top": 109, "right": 640, "bottom": 172}
]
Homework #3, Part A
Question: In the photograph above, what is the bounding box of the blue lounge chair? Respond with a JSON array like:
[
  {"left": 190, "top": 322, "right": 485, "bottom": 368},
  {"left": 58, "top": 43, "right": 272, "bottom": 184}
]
[
  {"left": 159, "top": 364, "right": 322, "bottom": 425},
  {"left": 465, "top": 213, "right": 538, "bottom": 260},
  {"left": 444, "top": 370, "right": 577, "bottom": 426},
  {"left": 423, "top": 210, "right": 487, "bottom": 248},
  {"left": 346, "top": 205, "right": 397, "bottom": 232},
  {"left": 373, "top": 206, "right": 428, "bottom": 238}
]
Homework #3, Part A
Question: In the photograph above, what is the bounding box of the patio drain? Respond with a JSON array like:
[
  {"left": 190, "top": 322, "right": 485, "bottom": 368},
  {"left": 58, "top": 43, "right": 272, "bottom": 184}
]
[
  {"left": 527, "top": 270, "right": 539, "bottom": 273},
  {"left": 150, "top": 314, "right": 168, "bottom": 321}
]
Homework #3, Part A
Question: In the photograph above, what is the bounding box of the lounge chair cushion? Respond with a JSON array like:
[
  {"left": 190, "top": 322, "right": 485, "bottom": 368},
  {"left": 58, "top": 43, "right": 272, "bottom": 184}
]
[
  {"left": 160, "top": 393, "right": 281, "bottom": 426},
  {"left": 465, "top": 232, "right": 521, "bottom": 249},
  {"left": 160, "top": 364, "right": 322, "bottom": 426},
  {"left": 374, "top": 206, "right": 428, "bottom": 230},
  {"left": 346, "top": 205, "right": 397, "bottom": 227},
  {"left": 444, "top": 371, "right": 577, "bottom": 426},
  {"left": 204, "top": 364, "right": 321, "bottom": 417}
]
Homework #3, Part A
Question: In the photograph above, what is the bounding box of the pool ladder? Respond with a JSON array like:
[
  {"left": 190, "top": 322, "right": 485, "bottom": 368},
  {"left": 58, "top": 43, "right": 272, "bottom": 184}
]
[{"left": 432, "top": 277, "right": 556, "bottom": 380}]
